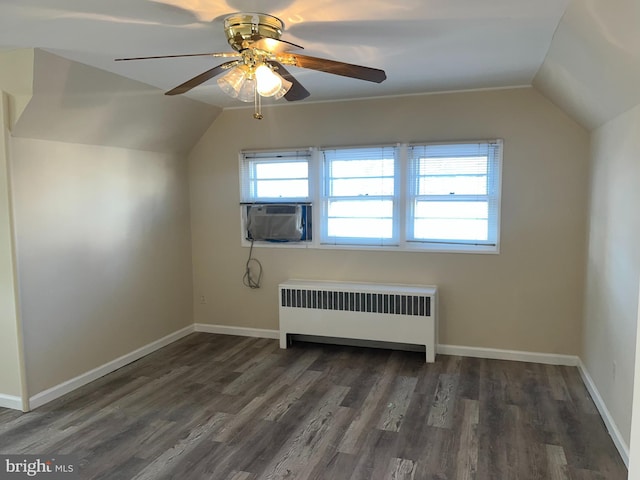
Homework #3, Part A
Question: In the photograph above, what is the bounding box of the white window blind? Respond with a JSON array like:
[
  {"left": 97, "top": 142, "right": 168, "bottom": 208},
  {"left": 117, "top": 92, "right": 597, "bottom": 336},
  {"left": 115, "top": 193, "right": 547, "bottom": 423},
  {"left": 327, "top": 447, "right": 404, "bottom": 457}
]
[
  {"left": 320, "top": 146, "right": 398, "bottom": 245},
  {"left": 240, "top": 149, "right": 312, "bottom": 203},
  {"left": 407, "top": 141, "right": 502, "bottom": 247}
]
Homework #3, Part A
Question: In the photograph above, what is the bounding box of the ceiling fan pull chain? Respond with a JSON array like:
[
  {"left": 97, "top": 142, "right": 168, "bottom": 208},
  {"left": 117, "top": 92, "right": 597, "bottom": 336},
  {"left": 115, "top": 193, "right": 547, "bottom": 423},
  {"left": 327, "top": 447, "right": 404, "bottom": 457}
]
[{"left": 253, "top": 84, "right": 263, "bottom": 120}]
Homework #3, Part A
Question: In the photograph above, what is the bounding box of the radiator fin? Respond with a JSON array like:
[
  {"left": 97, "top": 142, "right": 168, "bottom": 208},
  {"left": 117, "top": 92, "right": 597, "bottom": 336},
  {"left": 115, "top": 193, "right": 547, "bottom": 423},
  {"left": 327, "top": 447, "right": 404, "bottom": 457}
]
[{"left": 280, "top": 288, "right": 431, "bottom": 317}]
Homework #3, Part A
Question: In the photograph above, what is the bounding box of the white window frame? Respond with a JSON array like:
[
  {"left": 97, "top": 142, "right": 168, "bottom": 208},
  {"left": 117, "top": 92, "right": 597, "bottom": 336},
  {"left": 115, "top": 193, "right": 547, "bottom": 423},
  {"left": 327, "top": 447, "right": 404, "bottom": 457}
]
[
  {"left": 405, "top": 140, "right": 502, "bottom": 253},
  {"left": 239, "top": 149, "right": 313, "bottom": 203},
  {"left": 320, "top": 145, "right": 399, "bottom": 246},
  {"left": 239, "top": 149, "right": 314, "bottom": 246},
  {"left": 239, "top": 141, "right": 502, "bottom": 254}
]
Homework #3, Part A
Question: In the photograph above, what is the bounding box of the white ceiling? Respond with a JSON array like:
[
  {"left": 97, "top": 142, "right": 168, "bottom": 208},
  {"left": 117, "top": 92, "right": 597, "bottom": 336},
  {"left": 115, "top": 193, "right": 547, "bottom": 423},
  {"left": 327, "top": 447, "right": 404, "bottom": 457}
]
[{"left": 0, "top": 0, "right": 571, "bottom": 108}]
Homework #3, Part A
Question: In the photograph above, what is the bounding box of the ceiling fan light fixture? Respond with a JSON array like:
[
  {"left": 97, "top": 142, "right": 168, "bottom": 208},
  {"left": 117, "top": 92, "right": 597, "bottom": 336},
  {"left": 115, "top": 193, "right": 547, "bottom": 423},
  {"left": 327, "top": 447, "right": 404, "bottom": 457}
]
[
  {"left": 118, "top": 10, "right": 385, "bottom": 119},
  {"left": 274, "top": 76, "right": 293, "bottom": 100},
  {"left": 216, "top": 66, "right": 247, "bottom": 98},
  {"left": 255, "top": 64, "right": 282, "bottom": 97},
  {"left": 237, "top": 76, "right": 256, "bottom": 103}
]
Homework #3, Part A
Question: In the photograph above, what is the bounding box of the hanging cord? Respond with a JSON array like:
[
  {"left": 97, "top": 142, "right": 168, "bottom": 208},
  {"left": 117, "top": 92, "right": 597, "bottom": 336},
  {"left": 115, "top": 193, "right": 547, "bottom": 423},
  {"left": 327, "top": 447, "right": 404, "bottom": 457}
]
[{"left": 243, "top": 239, "right": 263, "bottom": 289}]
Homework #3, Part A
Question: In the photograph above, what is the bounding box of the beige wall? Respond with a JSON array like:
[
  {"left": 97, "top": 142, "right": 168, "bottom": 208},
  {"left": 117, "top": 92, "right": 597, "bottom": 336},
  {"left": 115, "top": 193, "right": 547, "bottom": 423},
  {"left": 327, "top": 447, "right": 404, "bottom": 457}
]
[
  {"left": 11, "top": 138, "right": 194, "bottom": 395},
  {"left": 0, "top": 49, "right": 32, "bottom": 406},
  {"left": 583, "top": 103, "right": 640, "bottom": 447},
  {"left": 189, "top": 87, "right": 589, "bottom": 355},
  {"left": 0, "top": 92, "right": 23, "bottom": 400},
  {"left": 630, "top": 282, "right": 640, "bottom": 477},
  {"left": 0, "top": 49, "right": 34, "bottom": 128}
]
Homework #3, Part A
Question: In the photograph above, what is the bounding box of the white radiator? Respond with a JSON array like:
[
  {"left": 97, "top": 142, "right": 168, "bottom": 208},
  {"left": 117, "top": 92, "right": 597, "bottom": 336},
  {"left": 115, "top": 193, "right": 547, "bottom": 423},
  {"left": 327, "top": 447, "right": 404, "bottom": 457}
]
[{"left": 278, "top": 280, "right": 438, "bottom": 362}]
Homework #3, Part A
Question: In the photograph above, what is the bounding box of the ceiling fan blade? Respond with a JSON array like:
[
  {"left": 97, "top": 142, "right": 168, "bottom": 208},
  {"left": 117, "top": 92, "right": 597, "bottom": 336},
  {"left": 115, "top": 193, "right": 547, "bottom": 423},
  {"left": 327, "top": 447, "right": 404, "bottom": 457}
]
[
  {"left": 115, "top": 52, "right": 240, "bottom": 61},
  {"left": 165, "top": 60, "right": 240, "bottom": 96},
  {"left": 253, "top": 37, "right": 303, "bottom": 53},
  {"left": 277, "top": 53, "right": 386, "bottom": 83},
  {"left": 267, "top": 61, "right": 310, "bottom": 101}
]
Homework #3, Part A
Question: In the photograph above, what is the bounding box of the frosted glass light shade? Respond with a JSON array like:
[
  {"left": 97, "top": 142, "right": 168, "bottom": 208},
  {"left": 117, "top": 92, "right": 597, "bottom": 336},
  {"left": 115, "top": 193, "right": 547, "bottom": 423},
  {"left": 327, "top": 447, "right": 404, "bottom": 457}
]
[
  {"left": 255, "top": 64, "right": 282, "bottom": 97},
  {"left": 217, "top": 67, "right": 246, "bottom": 98},
  {"left": 237, "top": 77, "right": 256, "bottom": 102},
  {"left": 274, "top": 77, "right": 293, "bottom": 100}
]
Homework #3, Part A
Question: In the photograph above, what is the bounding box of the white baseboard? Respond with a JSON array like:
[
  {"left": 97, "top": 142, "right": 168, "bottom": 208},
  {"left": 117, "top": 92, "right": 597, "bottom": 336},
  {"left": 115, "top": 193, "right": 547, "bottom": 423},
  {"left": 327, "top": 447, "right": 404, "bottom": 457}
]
[
  {"left": 189, "top": 329, "right": 580, "bottom": 366},
  {"left": 0, "top": 394, "right": 23, "bottom": 411},
  {"left": 577, "top": 359, "right": 629, "bottom": 468},
  {"left": 29, "top": 325, "right": 195, "bottom": 410},
  {"left": 436, "top": 344, "right": 579, "bottom": 366},
  {"left": 194, "top": 323, "right": 279, "bottom": 339}
]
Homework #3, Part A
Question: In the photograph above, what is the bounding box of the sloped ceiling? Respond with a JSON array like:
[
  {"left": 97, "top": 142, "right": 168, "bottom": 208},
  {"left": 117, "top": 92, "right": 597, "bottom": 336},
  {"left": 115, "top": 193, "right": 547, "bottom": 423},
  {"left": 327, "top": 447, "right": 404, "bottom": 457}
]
[
  {"left": 534, "top": 0, "right": 640, "bottom": 130},
  {"left": 2, "top": 1, "right": 639, "bottom": 135},
  {"left": 0, "top": 0, "right": 570, "bottom": 107},
  {"left": 12, "top": 49, "right": 220, "bottom": 153}
]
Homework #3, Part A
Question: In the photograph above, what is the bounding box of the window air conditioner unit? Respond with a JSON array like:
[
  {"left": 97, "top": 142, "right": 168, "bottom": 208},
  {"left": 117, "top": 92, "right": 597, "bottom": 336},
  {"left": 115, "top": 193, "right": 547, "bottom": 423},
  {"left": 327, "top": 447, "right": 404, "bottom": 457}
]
[{"left": 247, "top": 204, "right": 303, "bottom": 242}]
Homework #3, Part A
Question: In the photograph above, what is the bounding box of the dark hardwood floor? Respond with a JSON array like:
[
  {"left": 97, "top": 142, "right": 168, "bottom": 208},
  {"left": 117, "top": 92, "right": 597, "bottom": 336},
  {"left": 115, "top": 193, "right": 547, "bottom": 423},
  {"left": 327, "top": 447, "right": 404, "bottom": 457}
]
[{"left": 0, "top": 333, "right": 628, "bottom": 479}]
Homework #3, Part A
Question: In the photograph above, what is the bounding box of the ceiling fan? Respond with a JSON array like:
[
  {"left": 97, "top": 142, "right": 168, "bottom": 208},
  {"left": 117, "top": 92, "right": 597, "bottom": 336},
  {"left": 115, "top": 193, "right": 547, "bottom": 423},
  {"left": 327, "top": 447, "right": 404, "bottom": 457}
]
[{"left": 115, "top": 12, "right": 387, "bottom": 119}]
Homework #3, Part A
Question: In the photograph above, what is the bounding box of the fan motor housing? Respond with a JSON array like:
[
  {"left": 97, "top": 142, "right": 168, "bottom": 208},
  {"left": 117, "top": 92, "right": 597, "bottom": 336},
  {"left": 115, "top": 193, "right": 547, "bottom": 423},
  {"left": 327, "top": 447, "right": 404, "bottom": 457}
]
[{"left": 224, "top": 12, "right": 284, "bottom": 51}]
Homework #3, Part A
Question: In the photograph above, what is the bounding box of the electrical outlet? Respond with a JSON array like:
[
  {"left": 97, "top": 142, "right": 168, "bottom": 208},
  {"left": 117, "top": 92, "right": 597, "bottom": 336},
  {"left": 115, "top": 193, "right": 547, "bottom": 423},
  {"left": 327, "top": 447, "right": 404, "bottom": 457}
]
[{"left": 199, "top": 295, "right": 207, "bottom": 304}]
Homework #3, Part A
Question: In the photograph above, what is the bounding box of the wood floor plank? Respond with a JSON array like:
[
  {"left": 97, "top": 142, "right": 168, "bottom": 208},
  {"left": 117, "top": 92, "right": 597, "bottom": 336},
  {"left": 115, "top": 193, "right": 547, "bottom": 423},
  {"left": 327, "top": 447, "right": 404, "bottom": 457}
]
[
  {"left": 547, "top": 444, "right": 570, "bottom": 480},
  {"left": 307, "top": 451, "right": 358, "bottom": 480},
  {"left": 561, "top": 366, "right": 599, "bottom": 415},
  {"left": 506, "top": 403, "right": 549, "bottom": 480},
  {"left": 130, "top": 412, "right": 229, "bottom": 480},
  {"left": 223, "top": 422, "right": 293, "bottom": 477},
  {"left": 376, "top": 376, "right": 417, "bottom": 432},
  {"left": 411, "top": 426, "right": 455, "bottom": 479},
  {"left": 233, "top": 338, "right": 280, "bottom": 373},
  {"left": 213, "top": 384, "right": 290, "bottom": 443},
  {"left": 211, "top": 336, "right": 256, "bottom": 363},
  {"left": 476, "top": 359, "right": 515, "bottom": 479},
  {"left": 384, "top": 457, "right": 416, "bottom": 480},
  {"left": 427, "top": 373, "right": 459, "bottom": 428},
  {"left": 349, "top": 429, "right": 401, "bottom": 480},
  {"left": 338, "top": 354, "right": 402, "bottom": 454},
  {"left": 546, "top": 364, "right": 571, "bottom": 401},
  {"left": 0, "top": 333, "right": 627, "bottom": 480},
  {"left": 262, "top": 369, "right": 323, "bottom": 422},
  {"left": 454, "top": 399, "right": 479, "bottom": 480},
  {"left": 458, "top": 356, "right": 481, "bottom": 400},
  {"left": 567, "top": 468, "right": 607, "bottom": 479},
  {"left": 394, "top": 392, "right": 431, "bottom": 462},
  {"left": 222, "top": 353, "right": 282, "bottom": 396},
  {"left": 278, "top": 349, "right": 323, "bottom": 384},
  {"left": 260, "top": 386, "right": 351, "bottom": 479},
  {"left": 127, "top": 419, "right": 177, "bottom": 460},
  {"left": 227, "top": 472, "right": 256, "bottom": 480}
]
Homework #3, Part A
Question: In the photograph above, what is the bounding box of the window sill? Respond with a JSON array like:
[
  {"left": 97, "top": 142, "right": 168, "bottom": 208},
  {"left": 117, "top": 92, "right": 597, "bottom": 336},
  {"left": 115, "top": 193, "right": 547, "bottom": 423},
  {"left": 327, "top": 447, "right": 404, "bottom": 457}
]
[{"left": 241, "top": 239, "right": 499, "bottom": 254}]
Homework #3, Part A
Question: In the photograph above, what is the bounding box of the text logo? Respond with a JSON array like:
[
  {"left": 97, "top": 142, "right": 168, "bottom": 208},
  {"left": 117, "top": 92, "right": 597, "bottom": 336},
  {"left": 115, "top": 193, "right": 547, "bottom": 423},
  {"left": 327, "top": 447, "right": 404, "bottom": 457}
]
[{"left": 0, "top": 456, "right": 78, "bottom": 479}]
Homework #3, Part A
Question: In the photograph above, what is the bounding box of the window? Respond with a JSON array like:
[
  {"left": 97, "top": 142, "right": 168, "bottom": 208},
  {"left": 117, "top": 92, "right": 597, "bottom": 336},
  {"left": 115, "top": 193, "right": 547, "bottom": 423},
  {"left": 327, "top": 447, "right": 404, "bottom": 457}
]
[
  {"left": 407, "top": 142, "right": 501, "bottom": 249},
  {"left": 321, "top": 146, "right": 398, "bottom": 245},
  {"left": 239, "top": 141, "right": 502, "bottom": 253},
  {"left": 240, "top": 149, "right": 313, "bottom": 242},
  {"left": 240, "top": 149, "right": 311, "bottom": 203}
]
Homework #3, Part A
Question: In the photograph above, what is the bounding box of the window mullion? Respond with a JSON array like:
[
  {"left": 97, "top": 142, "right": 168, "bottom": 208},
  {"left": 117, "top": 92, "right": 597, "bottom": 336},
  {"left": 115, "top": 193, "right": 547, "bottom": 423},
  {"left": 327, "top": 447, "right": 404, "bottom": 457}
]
[{"left": 397, "top": 143, "right": 407, "bottom": 246}]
